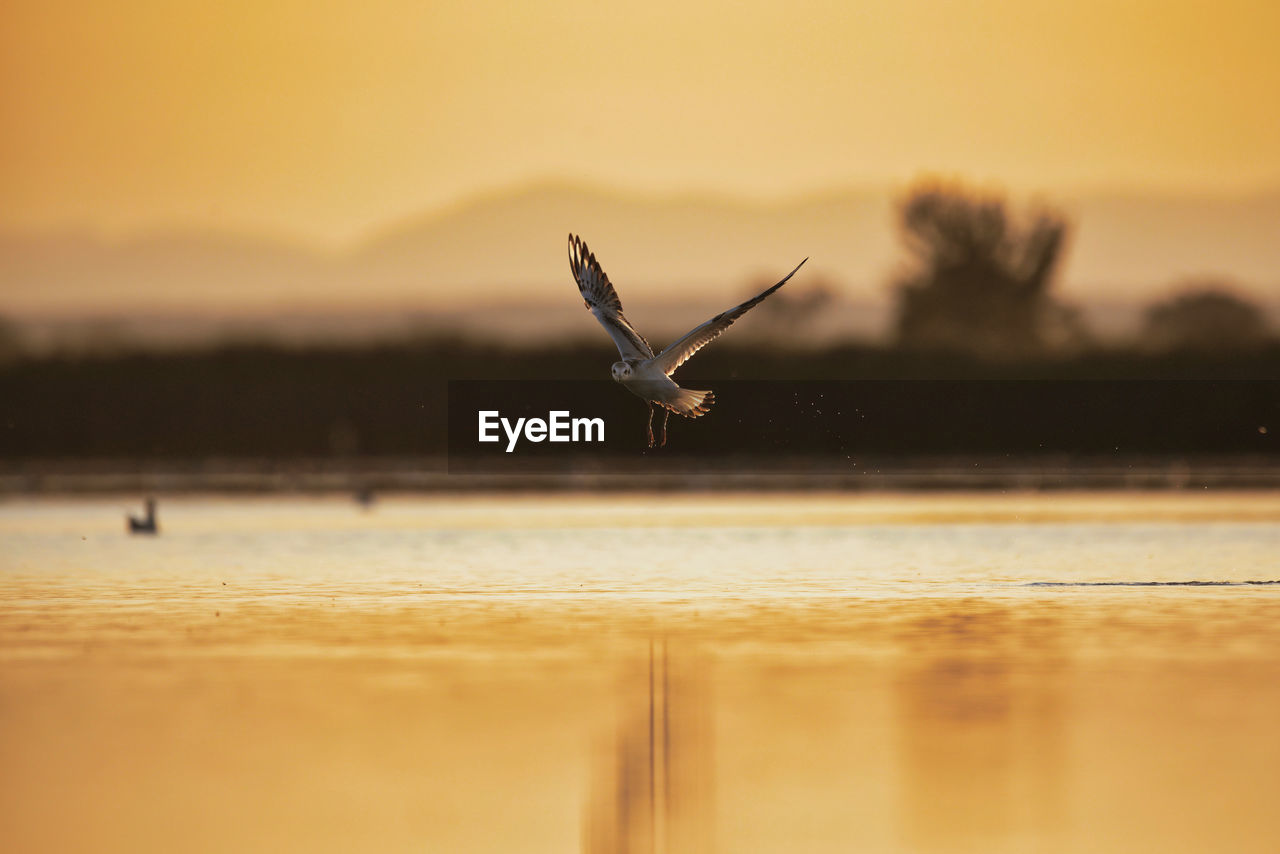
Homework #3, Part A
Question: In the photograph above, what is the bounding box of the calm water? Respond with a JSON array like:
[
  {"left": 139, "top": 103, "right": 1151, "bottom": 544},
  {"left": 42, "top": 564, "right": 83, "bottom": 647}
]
[{"left": 2, "top": 492, "right": 1279, "bottom": 853}]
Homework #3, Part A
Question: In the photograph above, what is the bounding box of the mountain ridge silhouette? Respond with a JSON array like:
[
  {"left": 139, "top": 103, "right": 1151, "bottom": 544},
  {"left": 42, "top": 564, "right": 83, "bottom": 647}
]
[{"left": 3, "top": 181, "right": 1278, "bottom": 319}]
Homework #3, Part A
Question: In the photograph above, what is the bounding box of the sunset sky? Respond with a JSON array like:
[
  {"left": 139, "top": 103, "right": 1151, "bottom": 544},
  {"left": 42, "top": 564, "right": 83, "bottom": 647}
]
[{"left": 3, "top": 0, "right": 1278, "bottom": 245}]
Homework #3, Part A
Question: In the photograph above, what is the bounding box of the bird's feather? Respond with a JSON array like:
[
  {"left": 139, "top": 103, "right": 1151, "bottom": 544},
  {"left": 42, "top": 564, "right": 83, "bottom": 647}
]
[
  {"left": 568, "top": 234, "right": 654, "bottom": 360},
  {"left": 653, "top": 257, "right": 807, "bottom": 376}
]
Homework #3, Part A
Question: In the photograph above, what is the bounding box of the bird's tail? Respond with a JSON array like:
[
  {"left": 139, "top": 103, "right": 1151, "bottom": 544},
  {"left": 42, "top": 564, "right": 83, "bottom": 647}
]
[{"left": 663, "top": 388, "right": 715, "bottom": 418}]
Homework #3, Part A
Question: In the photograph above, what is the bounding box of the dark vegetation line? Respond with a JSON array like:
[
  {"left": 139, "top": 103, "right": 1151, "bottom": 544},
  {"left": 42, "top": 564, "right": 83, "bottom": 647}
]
[{"left": 2, "top": 341, "right": 1278, "bottom": 459}]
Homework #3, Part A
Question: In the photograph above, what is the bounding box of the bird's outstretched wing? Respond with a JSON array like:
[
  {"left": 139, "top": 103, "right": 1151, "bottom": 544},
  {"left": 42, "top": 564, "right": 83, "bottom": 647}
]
[
  {"left": 652, "top": 257, "right": 807, "bottom": 376},
  {"left": 568, "top": 234, "right": 654, "bottom": 360}
]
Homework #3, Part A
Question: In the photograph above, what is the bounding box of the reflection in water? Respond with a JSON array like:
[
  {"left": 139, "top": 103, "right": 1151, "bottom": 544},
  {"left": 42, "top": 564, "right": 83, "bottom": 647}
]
[
  {"left": 3, "top": 496, "right": 1280, "bottom": 853},
  {"left": 585, "top": 639, "right": 714, "bottom": 854},
  {"left": 896, "top": 604, "right": 1065, "bottom": 853}
]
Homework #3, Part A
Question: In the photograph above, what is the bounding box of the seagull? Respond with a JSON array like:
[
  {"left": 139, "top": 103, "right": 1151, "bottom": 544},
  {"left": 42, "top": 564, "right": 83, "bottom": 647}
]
[{"left": 568, "top": 234, "right": 807, "bottom": 448}]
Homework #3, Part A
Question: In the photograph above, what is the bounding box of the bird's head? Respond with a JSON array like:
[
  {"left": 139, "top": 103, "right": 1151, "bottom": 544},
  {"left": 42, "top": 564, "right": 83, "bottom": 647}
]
[{"left": 610, "top": 361, "right": 634, "bottom": 382}]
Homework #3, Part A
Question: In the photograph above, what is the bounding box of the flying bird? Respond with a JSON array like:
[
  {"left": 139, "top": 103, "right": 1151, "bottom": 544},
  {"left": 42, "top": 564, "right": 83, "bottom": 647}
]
[{"left": 568, "top": 234, "right": 807, "bottom": 448}]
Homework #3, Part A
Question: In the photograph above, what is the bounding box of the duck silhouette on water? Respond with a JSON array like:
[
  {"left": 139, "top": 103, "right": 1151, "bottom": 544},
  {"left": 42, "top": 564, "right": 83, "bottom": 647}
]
[{"left": 127, "top": 497, "right": 158, "bottom": 535}]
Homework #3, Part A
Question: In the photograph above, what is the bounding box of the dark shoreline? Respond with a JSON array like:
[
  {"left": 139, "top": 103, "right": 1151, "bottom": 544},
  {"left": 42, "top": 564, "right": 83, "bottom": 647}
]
[{"left": 5, "top": 455, "right": 1279, "bottom": 495}]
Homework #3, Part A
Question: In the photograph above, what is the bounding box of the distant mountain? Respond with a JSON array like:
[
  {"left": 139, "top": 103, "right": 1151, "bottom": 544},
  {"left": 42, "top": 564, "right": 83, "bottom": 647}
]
[
  {"left": 0, "top": 228, "right": 328, "bottom": 315},
  {"left": 2, "top": 182, "right": 1277, "bottom": 338},
  {"left": 350, "top": 181, "right": 891, "bottom": 300}
]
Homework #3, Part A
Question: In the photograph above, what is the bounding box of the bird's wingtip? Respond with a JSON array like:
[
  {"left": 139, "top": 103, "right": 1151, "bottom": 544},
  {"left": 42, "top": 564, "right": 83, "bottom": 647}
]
[{"left": 778, "top": 256, "right": 808, "bottom": 283}]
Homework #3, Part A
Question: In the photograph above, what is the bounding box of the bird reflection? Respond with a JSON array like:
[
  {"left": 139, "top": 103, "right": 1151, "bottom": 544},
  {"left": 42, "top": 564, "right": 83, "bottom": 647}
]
[{"left": 584, "top": 638, "right": 714, "bottom": 854}]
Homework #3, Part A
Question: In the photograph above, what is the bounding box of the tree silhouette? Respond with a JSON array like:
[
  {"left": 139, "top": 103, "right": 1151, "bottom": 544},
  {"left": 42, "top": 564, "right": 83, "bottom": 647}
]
[
  {"left": 891, "top": 182, "right": 1078, "bottom": 358},
  {"left": 1141, "top": 284, "right": 1272, "bottom": 352},
  {"left": 0, "top": 316, "right": 21, "bottom": 364}
]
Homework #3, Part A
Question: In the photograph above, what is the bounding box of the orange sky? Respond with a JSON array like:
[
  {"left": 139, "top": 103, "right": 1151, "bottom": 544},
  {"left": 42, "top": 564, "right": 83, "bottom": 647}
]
[{"left": 2, "top": 0, "right": 1278, "bottom": 245}]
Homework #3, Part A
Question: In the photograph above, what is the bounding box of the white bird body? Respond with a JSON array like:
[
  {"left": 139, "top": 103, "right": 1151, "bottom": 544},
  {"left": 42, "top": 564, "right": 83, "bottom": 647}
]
[
  {"left": 568, "top": 234, "right": 806, "bottom": 446},
  {"left": 612, "top": 363, "right": 713, "bottom": 417}
]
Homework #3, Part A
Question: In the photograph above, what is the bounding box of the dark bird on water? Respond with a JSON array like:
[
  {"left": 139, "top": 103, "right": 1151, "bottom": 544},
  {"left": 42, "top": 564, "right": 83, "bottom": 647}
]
[{"left": 127, "top": 497, "right": 158, "bottom": 535}]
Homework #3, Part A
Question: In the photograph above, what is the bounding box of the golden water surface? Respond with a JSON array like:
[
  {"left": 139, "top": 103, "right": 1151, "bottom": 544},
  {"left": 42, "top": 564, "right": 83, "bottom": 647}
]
[{"left": 2, "top": 492, "right": 1279, "bottom": 853}]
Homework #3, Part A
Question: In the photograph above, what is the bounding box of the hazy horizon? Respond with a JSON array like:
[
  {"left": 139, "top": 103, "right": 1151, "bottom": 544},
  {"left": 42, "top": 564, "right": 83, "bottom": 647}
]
[
  {"left": 2, "top": 172, "right": 1280, "bottom": 250},
  {"left": 5, "top": 173, "right": 1280, "bottom": 251},
  {"left": 2, "top": 180, "right": 1278, "bottom": 344}
]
